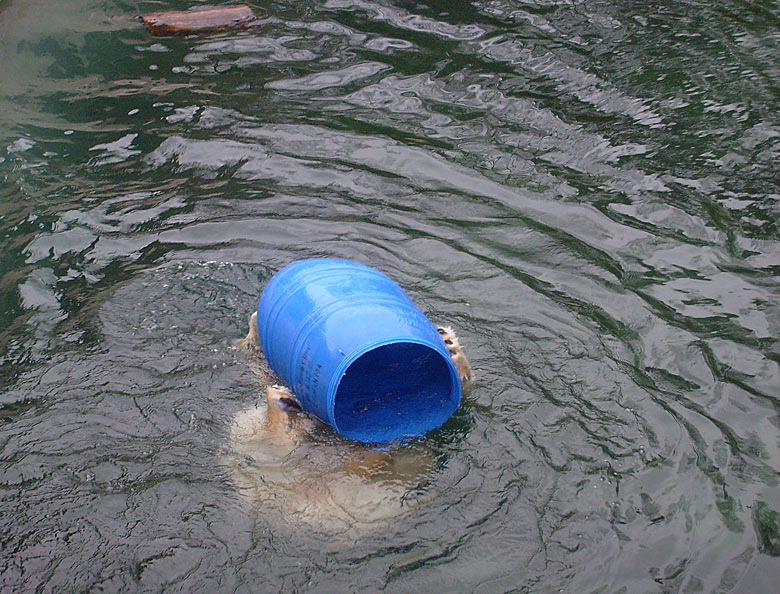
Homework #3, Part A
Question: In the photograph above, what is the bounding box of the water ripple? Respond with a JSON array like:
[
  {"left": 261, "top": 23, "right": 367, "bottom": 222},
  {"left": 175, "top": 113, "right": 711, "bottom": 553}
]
[{"left": 1, "top": 0, "right": 779, "bottom": 592}]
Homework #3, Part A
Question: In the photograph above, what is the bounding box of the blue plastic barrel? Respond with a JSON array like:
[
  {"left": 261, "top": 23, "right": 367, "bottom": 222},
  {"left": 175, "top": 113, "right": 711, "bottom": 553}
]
[{"left": 257, "top": 259, "right": 461, "bottom": 443}]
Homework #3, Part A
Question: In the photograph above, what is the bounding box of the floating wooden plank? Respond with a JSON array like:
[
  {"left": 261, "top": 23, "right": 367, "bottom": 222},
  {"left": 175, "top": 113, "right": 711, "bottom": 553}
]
[{"left": 140, "top": 4, "right": 258, "bottom": 37}]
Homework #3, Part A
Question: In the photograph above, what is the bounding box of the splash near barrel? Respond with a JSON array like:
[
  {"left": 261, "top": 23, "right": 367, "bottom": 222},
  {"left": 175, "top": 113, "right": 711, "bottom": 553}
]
[{"left": 257, "top": 259, "right": 461, "bottom": 443}]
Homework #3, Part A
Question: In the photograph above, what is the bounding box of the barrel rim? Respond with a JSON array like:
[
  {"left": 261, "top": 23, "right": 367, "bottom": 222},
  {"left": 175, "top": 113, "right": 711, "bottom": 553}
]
[{"left": 327, "top": 337, "right": 461, "bottom": 442}]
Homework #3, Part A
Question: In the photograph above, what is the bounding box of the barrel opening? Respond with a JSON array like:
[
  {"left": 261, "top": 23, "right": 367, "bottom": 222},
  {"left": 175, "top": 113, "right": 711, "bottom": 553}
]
[{"left": 333, "top": 343, "right": 458, "bottom": 442}]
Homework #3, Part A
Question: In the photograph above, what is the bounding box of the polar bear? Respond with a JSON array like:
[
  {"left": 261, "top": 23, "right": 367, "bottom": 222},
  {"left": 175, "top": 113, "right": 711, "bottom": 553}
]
[{"left": 226, "top": 312, "right": 473, "bottom": 535}]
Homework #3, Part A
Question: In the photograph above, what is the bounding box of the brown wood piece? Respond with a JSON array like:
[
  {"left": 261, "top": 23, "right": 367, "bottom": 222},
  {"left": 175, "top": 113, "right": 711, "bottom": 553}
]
[{"left": 140, "top": 4, "right": 257, "bottom": 37}]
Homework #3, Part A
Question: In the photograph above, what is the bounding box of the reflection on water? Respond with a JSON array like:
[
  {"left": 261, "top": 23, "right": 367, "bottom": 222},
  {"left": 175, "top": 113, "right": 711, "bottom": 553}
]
[{"left": 1, "top": 0, "right": 779, "bottom": 591}]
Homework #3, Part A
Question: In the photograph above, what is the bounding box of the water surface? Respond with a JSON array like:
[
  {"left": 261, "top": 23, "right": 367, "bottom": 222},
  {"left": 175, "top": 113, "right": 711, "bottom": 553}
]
[{"left": 2, "top": 0, "right": 780, "bottom": 592}]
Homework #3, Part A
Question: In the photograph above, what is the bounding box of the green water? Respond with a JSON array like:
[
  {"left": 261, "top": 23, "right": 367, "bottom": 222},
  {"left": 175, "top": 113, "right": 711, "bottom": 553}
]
[{"left": 2, "top": 0, "right": 779, "bottom": 591}]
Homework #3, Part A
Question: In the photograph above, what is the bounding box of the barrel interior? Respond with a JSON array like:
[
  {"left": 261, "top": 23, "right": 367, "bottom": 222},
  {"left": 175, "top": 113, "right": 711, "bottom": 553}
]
[{"left": 333, "top": 343, "right": 458, "bottom": 442}]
